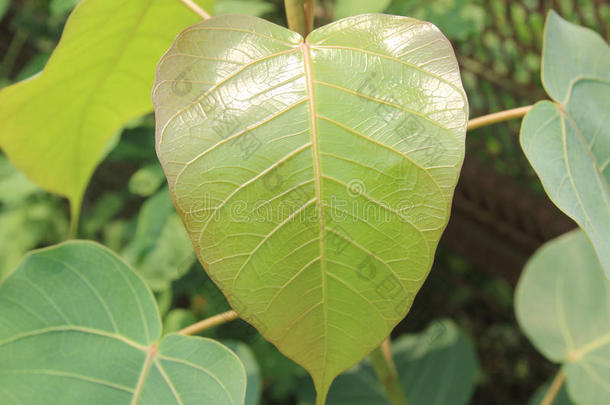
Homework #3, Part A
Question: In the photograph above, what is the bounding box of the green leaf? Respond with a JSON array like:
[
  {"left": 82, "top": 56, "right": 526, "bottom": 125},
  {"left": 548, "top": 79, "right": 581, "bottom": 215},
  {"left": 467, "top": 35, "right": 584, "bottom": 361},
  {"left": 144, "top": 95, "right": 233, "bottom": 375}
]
[
  {"left": 333, "top": 0, "right": 392, "bottom": 19},
  {"left": 296, "top": 319, "right": 479, "bottom": 405},
  {"left": 0, "top": 0, "right": 215, "bottom": 223},
  {"left": 128, "top": 163, "right": 166, "bottom": 197},
  {"left": 515, "top": 230, "right": 610, "bottom": 405},
  {"left": 0, "top": 240, "right": 246, "bottom": 405},
  {"left": 520, "top": 11, "right": 610, "bottom": 276},
  {"left": 224, "top": 341, "right": 263, "bottom": 405},
  {"left": 153, "top": 14, "right": 467, "bottom": 401},
  {"left": 122, "top": 189, "right": 195, "bottom": 291}
]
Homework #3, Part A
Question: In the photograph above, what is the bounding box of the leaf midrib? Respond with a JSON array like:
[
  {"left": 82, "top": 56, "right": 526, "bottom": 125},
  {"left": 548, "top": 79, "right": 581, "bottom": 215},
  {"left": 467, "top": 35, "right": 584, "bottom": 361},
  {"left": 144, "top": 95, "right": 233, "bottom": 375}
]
[{"left": 301, "top": 40, "right": 329, "bottom": 387}]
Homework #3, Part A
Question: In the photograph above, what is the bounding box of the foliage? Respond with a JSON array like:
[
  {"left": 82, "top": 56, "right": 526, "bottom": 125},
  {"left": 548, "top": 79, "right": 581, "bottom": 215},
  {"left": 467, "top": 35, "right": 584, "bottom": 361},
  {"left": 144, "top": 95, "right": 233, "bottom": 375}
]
[
  {"left": 153, "top": 12, "right": 467, "bottom": 401},
  {"left": 0, "top": 240, "right": 246, "bottom": 404},
  {"left": 520, "top": 11, "right": 610, "bottom": 277},
  {"left": 0, "top": 0, "right": 215, "bottom": 224},
  {"left": 516, "top": 230, "right": 609, "bottom": 405},
  {"left": 0, "top": 1, "right": 608, "bottom": 405},
  {"left": 297, "top": 319, "right": 478, "bottom": 405}
]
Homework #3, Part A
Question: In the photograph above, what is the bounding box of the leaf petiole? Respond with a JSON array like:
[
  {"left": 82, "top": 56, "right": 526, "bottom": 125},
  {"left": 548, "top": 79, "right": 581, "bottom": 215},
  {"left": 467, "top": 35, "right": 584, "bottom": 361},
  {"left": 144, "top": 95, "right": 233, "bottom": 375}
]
[
  {"left": 179, "top": 309, "right": 239, "bottom": 335},
  {"left": 370, "top": 338, "right": 409, "bottom": 405},
  {"left": 467, "top": 105, "right": 534, "bottom": 131},
  {"left": 179, "top": 0, "right": 211, "bottom": 19}
]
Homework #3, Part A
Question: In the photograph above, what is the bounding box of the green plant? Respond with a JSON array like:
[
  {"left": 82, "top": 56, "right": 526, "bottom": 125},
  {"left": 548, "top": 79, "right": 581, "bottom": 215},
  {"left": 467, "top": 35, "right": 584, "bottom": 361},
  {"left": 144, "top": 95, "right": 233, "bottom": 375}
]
[{"left": 0, "top": 1, "right": 607, "bottom": 404}]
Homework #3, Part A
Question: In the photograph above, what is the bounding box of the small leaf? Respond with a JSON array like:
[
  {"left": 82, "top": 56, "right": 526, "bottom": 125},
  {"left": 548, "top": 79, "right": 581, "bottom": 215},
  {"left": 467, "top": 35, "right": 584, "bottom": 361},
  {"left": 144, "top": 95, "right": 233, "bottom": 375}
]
[
  {"left": 516, "top": 230, "right": 610, "bottom": 405},
  {"left": 153, "top": 13, "right": 467, "bottom": 400},
  {"left": 0, "top": 0, "right": 215, "bottom": 221},
  {"left": 0, "top": 240, "right": 246, "bottom": 405},
  {"left": 520, "top": 11, "right": 610, "bottom": 276},
  {"left": 224, "top": 341, "right": 263, "bottom": 405},
  {"left": 122, "top": 189, "right": 195, "bottom": 291},
  {"left": 296, "top": 319, "right": 479, "bottom": 405}
]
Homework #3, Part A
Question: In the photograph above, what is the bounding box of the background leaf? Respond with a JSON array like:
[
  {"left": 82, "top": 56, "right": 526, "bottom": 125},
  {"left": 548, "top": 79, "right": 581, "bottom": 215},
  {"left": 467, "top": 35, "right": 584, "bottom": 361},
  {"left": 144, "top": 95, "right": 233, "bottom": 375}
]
[
  {"left": 515, "top": 230, "right": 610, "bottom": 405},
  {"left": 0, "top": 240, "right": 246, "bottom": 405},
  {"left": 153, "top": 13, "right": 467, "bottom": 400},
  {"left": 296, "top": 319, "right": 479, "bottom": 405},
  {"left": 224, "top": 341, "right": 263, "bottom": 405},
  {"left": 122, "top": 189, "right": 195, "bottom": 291},
  {"left": 0, "top": 0, "right": 215, "bottom": 222},
  {"left": 520, "top": 11, "right": 610, "bottom": 276}
]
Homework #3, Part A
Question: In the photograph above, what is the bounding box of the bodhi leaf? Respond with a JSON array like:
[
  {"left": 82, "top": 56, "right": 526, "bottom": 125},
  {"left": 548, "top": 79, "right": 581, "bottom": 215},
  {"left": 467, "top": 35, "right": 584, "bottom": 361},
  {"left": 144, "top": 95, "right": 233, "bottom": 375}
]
[
  {"left": 0, "top": 0, "right": 215, "bottom": 223},
  {"left": 516, "top": 230, "right": 610, "bottom": 405},
  {"left": 153, "top": 14, "right": 467, "bottom": 402},
  {"left": 0, "top": 240, "right": 246, "bottom": 405},
  {"left": 519, "top": 11, "right": 610, "bottom": 276},
  {"left": 296, "top": 319, "right": 479, "bottom": 405}
]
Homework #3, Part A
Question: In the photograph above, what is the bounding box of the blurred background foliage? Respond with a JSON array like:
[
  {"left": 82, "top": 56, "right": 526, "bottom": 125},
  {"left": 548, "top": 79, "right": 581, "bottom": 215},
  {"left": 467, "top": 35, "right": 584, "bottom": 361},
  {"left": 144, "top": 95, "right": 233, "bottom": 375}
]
[{"left": 0, "top": 0, "right": 607, "bottom": 404}]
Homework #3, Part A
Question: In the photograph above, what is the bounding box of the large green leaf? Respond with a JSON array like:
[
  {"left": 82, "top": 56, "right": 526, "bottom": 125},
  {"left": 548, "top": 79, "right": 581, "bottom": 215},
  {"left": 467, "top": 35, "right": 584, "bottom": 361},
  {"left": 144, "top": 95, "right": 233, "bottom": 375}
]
[
  {"left": 519, "top": 11, "right": 610, "bottom": 276},
  {"left": 153, "top": 13, "right": 467, "bottom": 402},
  {"left": 0, "top": 0, "right": 215, "bottom": 223},
  {"left": 516, "top": 230, "right": 610, "bottom": 405},
  {"left": 0, "top": 240, "right": 246, "bottom": 404},
  {"left": 296, "top": 319, "right": 479, "bottom": 405}
]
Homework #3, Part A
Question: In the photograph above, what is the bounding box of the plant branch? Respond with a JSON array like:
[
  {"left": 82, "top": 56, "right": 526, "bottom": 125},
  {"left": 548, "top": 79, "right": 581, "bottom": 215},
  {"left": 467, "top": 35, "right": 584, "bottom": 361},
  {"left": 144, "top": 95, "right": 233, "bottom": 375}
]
[
  {"left": 467, "top": 105, "right": 533, "bottom": 131},
  {"left": 179, "top": 0, "right": 211, "bottom": 19},
  {"left": 370, "top": 338, "right": 409, "bottom": 405},
  {"left": 285, "top": 0, "right": 315, "bottom": 37},
  {"left": 179, "top": 310, "right": 238, "bottom": 335},
  {"left": 540, "top": 369, "right": 565, "bottom": 405}
]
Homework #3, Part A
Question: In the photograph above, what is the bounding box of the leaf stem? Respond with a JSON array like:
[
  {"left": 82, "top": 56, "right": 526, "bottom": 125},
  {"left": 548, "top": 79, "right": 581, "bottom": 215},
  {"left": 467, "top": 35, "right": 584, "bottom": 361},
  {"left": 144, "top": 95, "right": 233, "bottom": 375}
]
[
  {"left": 540, "top": 369, "right": 565, "bottom": 405},
  {"left": 179, "top": 0, "right": 211, "bottom": 20},
  {"left": 285, "top": 0, "right": 315, "bottom": 37},
  {"left": 370, "top": 338, "right": 409, "bottom": 405},
  {"left": 467, "top": 105, "right": 533, "bottom": 131},
  {"left": 178, "top": 310, "right": 238, "bottom": 335}
]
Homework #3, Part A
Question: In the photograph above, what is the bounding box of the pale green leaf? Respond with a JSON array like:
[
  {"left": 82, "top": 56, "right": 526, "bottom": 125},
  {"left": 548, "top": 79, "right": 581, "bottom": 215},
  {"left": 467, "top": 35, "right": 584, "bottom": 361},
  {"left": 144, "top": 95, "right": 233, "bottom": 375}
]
[
  {"left": 516, "top": 230, "right": 610, "bottom": 405},
  {"left": 153, "top": 14, "right": 467, "bottom": 401},
  {"left": 520, "top": 11, "right": 610, "bottom": 276},
  {"left": 0, "top": 240, "right": 246, "bottom": 405},
  {"left": 224, "top": 341, "right": 263, "bottom": 405},
  {"left": 297, "top": 319, "right": 479, "bottom": 405},
  {"left": 122, "top": 189, "right": 195, "bottom": 291},
  {"left": 0, "top": 0, "right": 215, "bottom": 222},
  {"left": 334, "top": 0, "right": 392, "bottom": 19}
]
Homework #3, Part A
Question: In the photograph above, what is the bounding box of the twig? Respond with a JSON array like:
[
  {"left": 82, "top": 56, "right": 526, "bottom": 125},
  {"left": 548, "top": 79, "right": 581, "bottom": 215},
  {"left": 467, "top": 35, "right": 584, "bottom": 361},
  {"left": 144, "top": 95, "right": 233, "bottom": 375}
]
[
  {"left": 540, "top": 370, "right": 565, "bottom": 405},
  {"left": 285, "top": 0, "right": 315, "bottom": 37},
  {"left": 467, "top": 105, "right": 533, "bottom": 131},
  {"left": 179, "top": 0, "right": 211, "bottom": 20},
  {"left": 179, "top": 310, "right": 238, "bottom": 335},
  {"left": 369, "top": 338, "right": 409, "bottom": 405}
]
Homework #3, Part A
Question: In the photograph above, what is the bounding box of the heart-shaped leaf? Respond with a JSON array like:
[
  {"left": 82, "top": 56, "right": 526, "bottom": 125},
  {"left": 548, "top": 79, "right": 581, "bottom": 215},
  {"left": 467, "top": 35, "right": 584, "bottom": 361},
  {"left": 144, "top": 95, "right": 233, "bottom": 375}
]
[
  {"left": 516, "top": 230, "right": 610, "bottom": 405},
  {"left": 0, "top": 0, "right": 215, "bottom": 224},
  {"left": 519, "top": 11, "right": 610, "bottom": 276},
  {"left": 153, "top": 13, "right": 467, "bottom": 401},
  {"left": 0, "top": 241, "right": 246, "bottom": 405}
]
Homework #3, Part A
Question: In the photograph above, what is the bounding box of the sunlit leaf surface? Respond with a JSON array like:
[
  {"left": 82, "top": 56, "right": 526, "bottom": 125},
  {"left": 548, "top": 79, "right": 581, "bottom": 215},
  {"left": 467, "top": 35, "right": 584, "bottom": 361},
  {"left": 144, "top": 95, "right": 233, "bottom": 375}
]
[
  {"left": 0, "top": 0, "right": 214, "bottom": 220},
  {"left": 153, "top": 14, "right": 467, "bottom": 400}
]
